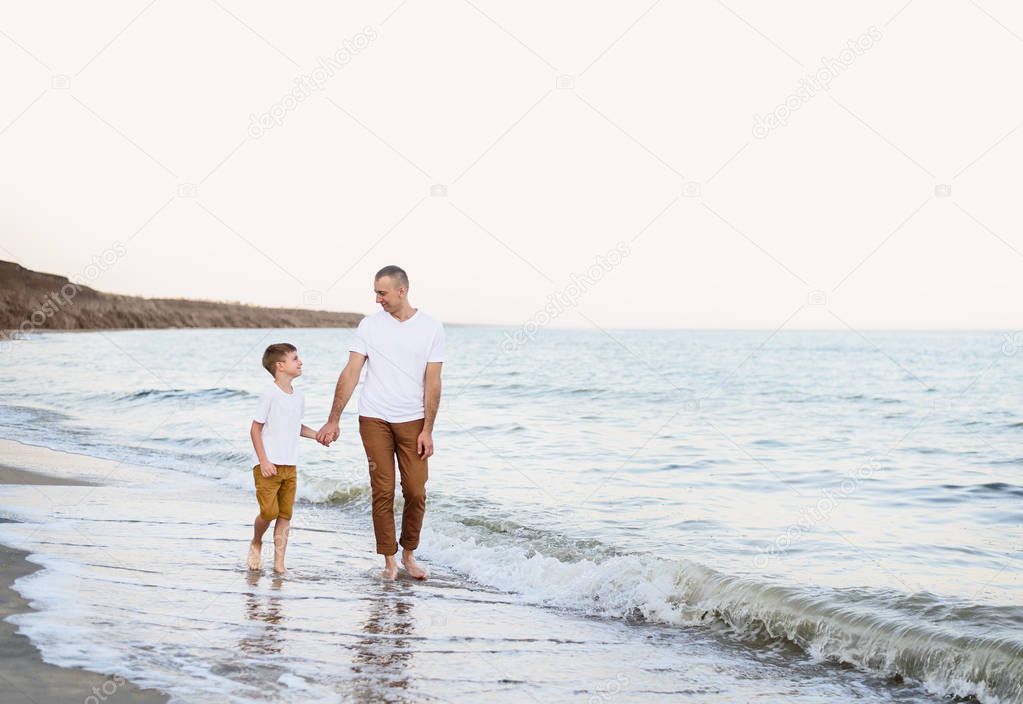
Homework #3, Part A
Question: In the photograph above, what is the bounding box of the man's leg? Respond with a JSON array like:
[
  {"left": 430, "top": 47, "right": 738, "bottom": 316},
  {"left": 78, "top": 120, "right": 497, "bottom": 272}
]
[
  {"left": 393, "top": 418, "right": 429, "bottom": 579},
  {"left": 359, "top": 416, "right": 400, "bottom": 578}
]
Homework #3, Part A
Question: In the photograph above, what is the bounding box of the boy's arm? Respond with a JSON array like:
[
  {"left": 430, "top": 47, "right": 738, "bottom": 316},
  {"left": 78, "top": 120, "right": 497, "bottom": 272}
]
[
  {"left": 300, "top": 424, "right": 318, "bottom": 440},
  {"left": 316, "top": 352, "right": 367, "bottom": 443},
  {"left": 250, "top": 421, "right": 277, "bottom": 476}
]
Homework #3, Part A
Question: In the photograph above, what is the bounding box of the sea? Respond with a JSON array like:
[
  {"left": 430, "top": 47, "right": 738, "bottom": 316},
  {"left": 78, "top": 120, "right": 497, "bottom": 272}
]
[{"left": 0, "top": 326, "right": 1020, "bottom": 703}]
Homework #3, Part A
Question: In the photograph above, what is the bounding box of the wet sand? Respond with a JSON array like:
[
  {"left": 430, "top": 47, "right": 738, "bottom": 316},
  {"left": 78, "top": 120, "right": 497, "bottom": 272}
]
[
  {"left": 0, "top": 464, "right": 95, "bottom": 486},
  {"left": 0, "top": 466, "right": 167, "bottom": 704}
]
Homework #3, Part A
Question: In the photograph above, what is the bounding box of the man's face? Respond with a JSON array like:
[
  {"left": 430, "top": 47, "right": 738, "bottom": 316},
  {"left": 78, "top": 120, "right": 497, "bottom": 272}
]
[
  {"left": 374, "top": 276, "right": 404, "bottom": 312},
  {"left": 277, "top": 350, "right": 302, "bottom": 377}
]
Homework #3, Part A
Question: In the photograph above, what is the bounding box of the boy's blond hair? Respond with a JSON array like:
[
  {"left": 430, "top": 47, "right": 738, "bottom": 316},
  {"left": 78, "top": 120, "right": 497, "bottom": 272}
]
[{"left": 262, "top": 343, "right": 296, "bottom": 376}]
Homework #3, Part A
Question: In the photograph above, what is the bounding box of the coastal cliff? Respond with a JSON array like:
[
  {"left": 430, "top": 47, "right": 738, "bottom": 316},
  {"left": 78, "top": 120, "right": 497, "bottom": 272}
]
[{"left": 0, "top": 260, "right": 362, "bottom": 330}]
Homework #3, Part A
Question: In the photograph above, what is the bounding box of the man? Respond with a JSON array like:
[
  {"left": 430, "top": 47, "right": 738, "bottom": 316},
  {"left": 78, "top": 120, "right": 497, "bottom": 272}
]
[{"left": 317, "top": 265, "right": 444, "bottom": 580}]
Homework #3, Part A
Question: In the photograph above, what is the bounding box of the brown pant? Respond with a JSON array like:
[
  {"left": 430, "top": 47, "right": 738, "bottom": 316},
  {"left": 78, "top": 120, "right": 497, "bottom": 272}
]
[{"left": 359, "top": 416, "right": 428, "bottom": 555}]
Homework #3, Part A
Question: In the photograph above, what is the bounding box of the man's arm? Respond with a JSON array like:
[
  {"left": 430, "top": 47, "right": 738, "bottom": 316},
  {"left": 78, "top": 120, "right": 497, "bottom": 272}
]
[
  {"left": 316, "top": 351, "right": 367, "bottom": 444},
  {"left": 417, "top": 361, "right": 442, "bottom": 459}
]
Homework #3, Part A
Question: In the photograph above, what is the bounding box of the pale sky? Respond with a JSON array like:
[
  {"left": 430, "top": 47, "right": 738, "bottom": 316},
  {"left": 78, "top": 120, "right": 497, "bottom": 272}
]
[{"left": 1, "top": 0, "right": 1021, "bottom": 330}]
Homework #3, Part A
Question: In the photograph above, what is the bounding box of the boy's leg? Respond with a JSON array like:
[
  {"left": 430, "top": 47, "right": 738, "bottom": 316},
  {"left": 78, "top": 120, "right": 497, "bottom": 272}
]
[
  {"left": 252, "top": 516, "right": 272, "bottom": 540},
  {"left": 273, "top": 518, "right": 290, "bottom": 573},
  {"left": 248, "top": 516, "right": 271, "bottom": 570},
  {"left": 392, "top": 419, "right": 429, "bottom": 579},
  {"left": 273, "top": 467, "right": 297, "bottom": 573},
  {"left": 250, "top": 466, "right": 282, "bottom": 569},
  {"left": 359, "top": 417, "right": 399, "bottom": 557}
]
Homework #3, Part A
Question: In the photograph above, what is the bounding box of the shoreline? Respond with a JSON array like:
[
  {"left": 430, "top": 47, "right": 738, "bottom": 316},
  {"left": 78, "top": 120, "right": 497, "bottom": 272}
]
[{"left": 0, "top": 465, "right": 168, "bottom": 704}]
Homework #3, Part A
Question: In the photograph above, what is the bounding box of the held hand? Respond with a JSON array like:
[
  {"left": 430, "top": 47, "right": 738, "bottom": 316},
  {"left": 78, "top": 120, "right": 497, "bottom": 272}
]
[
  {"left": 417, "top": 430, "right": 434, "bottom": 459},
  {"left": 316, "top": 421, "right": 340, "bottom": 446},
  {"left": 260, "top": 460, "right": 277, "bottom": 478}
]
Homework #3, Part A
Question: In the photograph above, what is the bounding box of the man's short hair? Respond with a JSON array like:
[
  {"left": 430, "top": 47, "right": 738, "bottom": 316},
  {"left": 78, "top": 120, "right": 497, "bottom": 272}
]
[
  {"left": 375, "top": 265, "right": 409, "bottom": 290},
  {"left": 262, "top": 342, "right": 296, "bottom": 376}
]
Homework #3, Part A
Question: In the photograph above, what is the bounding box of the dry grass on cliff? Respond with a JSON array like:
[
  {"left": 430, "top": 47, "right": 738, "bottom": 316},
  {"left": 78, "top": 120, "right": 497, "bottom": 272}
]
[{"left": 1, "top": 260, "right": 362, "bottom": 331}]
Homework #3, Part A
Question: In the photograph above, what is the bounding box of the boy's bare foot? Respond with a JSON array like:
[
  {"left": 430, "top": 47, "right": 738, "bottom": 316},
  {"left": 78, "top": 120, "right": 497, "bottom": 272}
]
[
  {"left": 382, "top": 556, "right": 399, "bottom": 580},
  {"left": 273, "top": 565, "right": 287, "bottom": 575},
  {"left": 247, "top": 540, "right": 262, "bottom": 570},
  {"left": 401, "top": 550, "right": 428, "bottom": 580}
]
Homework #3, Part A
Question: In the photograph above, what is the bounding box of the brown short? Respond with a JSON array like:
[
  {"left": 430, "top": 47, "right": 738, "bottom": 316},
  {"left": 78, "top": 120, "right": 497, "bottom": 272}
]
[{"left": 252, "top": 464, "right": 297, "bottom": 521}]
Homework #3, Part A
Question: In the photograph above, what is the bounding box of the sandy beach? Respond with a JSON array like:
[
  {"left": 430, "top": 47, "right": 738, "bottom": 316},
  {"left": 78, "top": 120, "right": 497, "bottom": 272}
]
[
  {"left": 0, "top": 464, "right": 95, "bottom": 486},
  {"left": 0, "top": 465, "right": 167, "bottom": 704}
]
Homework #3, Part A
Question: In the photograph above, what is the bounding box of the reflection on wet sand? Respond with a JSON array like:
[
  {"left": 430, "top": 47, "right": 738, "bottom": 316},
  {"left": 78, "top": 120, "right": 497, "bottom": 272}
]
[
  {"left": 350, "top": 583, "right": 417, "bottom": 702},
  {"left": 240, "top": 571, "right": 285, "bottom": 656}
]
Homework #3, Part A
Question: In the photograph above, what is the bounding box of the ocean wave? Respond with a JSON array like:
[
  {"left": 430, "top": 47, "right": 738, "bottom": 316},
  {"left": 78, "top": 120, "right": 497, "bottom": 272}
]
[
  {"left": 148, "top": 435, "right": 223, "bottom": 449},
  {"left": 941, "top": 481, "right": 1023, "bottom": 498},
  {"left": 117, "top": 387, "right": 256, "bottom": 403},
  {"left": 319, "top": 484, "right": 372, "bottom": 506},
  {"left": 751, "top": 438, "right": 787, "bottom": 448},
  {"left": 423, "top": 520, "right": 1023, "bottom": 704},
  {"left": 458, "top": 422, "right": 527, "bottom": 434},
  {"left": 834, "top": 393, "right": 904, "bottom": 405},
  {"left": 461, "top": 382, "right": 609, "bottom": 398},
  {"left": 0, "top": 403, "right": 72, "bottom": 425},
  {"left": 453, "top": 514, "right": 616, "bottom": 562}
]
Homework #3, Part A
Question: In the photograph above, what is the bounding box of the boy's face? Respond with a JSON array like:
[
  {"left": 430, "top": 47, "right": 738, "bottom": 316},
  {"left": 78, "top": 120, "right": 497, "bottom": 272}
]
[{"left": 276, "top": 351, "right": 302, "bottom": 378}]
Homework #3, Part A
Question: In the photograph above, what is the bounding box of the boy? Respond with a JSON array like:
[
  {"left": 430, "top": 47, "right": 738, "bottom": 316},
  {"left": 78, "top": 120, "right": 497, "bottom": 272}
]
[{"left": 248, "top": 342, "right": 324, "bottom": 573}]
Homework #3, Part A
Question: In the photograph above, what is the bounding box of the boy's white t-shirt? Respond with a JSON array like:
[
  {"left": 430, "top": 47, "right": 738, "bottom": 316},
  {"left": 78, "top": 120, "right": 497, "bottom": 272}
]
[
  {"left": 349, "top": 309, "right": 445, "bottom": 423},
  {"left": 252, "top": 383, "right": 305, "bottom": 465}
]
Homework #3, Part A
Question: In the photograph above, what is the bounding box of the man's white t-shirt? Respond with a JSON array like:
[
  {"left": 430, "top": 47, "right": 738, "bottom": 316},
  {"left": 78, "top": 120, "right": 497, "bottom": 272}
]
[
  {"left": 350, "top": 309, "right": 445, "bottom": 423},
  {"left": 252, "top": 383, "right": 305, "bottom": 465}
]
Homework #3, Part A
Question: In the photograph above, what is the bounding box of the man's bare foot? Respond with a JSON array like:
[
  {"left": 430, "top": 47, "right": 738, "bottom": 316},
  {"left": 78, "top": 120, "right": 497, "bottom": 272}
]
[
  {"left": 382, "top": 556, "right": 399, "bottom": 580},
  {"left": 401, "top": 550, "right": 428, "bottom": 580},
  {"left": 247, "top": 540, "right": 262, "bottom": 570},
  {"left": 273, "top": 565, "right": 287, "bottom": 575}
]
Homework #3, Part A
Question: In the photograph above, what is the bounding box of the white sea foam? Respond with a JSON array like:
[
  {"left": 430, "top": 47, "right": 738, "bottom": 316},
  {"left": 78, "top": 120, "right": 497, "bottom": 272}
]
[{"left": 422, "top": 517, "right": 1023, "bottom": 704}]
